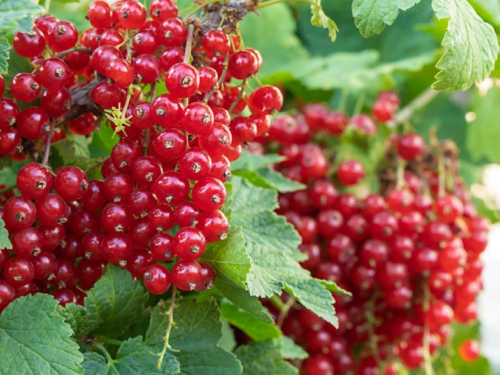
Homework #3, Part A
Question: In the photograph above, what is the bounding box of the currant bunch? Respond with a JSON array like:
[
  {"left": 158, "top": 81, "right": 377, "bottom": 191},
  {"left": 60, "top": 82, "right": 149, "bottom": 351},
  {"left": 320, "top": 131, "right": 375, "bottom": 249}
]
[
  {"left": 257, "top": 94, "right": 486, "bottom": 374},
  {"left": 0, "top": 0, "right": 283, "bottom": 308}
]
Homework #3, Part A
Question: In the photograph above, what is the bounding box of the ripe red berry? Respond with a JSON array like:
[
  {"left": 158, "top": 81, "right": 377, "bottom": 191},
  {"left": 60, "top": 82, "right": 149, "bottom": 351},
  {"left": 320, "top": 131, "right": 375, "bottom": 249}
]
[
  {"left": 228, "top": 49, "right": 259, "bottom": 80},
  {"left": 10, "top": 73, "right": 41, "bottom": 102},
  {"left": 174, "top": 227, "right": 207, "bottom": 260},
  {"left": 118, "top": 0, "right": 147, "bottom": 29},
  {"left": 16, "top": 106, "right": 50, "bottom": 140},
  {"left": 459, "top": 339, "right": 480, "bottom": 362},
  {"left": 192, "top": 177, "right": 226, "bottom": 211},
  {"left": 172, "top": 260, "right": 202, "bottom": 291},
  {"left": 150, "top": 0, "right": 178, "bottom": 22},
  {"left": 88, "top": 1, "right": 112, "bottom": 28},
  {"left": 165, "top": 63, "right": 199, "bottom": 98},
  {"left": 182, "top": 102, "right": 214, "bottom": 136},
  {"left": 101, "top": 233, "right": 134, "bottom": 266},
  {"left": 105, "top": 58, "right": 134, "bottom": 88},
  {"left": 53, "top": 166, "right": 89, "bottom": 201},
  {"left": 4, "top": 258, "right": 35, "bottom": 287},
  {"left": 153, "top": 171, "right": 190, "bottom": 206},
  {"left": 202, "top": 30, "right": 230, "bottom": 58},
  {"left": 37, "top": 58, "right": 70, "bottom": 90},
  {"left": 17, "top": 163, "right": 53, "bottom": 200},
  {"left": 337, "top": 160, "right": 365, "bottom": 186},
  {"left": 13, "top": 28, "right": 46, "bottom": 58},
  {"left": 144, "top": 264, "right": 172, "bottom": 294},
  {"left": 397, "top": 133, "right": 425, "bottom": 161},
  {"left": 3, "top": 196, "right": 37, "bottom": 229},
  {"left": 159, "top": 18, "right": 187, "bottom": 47}
]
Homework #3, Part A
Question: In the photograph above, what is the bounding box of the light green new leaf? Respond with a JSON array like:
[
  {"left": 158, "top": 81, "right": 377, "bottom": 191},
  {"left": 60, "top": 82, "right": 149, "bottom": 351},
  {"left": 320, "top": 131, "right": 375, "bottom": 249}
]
[
  {"left": 0, "top": 294, "right": 83, "bottom": 375},
  {"left": 432, "top": 0, "right": 499, "bottom": 91},
  {"left": 235, "top": 339, "right": 298, "bottom": 375},
  {"left": 84, "top": 265, "right": 149, "bottom": 337},
  {"left": 232, "top": 150, "right": 283, "bottom": 170},
  {"left": 232, "top": 169, "right": 305, "bottom": 193},
  {"left": 352, "top": 0, "right": 421, "bottom": 37},
  {"left": 0, "top": 218, "right": 11, "bottom": 249},
  {"left": 145, "top": 299, "right": 242, "bottom": 375},
  {"left": 0, "top": 37, "right": 8, "bottom": 74},
  {"left": 318, "top": 279, "right": 352, "bottom": 296},
  {"left": 310, "top": 0, "right": 338, "bottom": 41},
  {"left": 230, "top": 177, "right": 337, "bottom": 327},
  {"left": 220, "top": 299, "right": 281, "bottom": 341},
  {"left": 82, "top": 337, "right": 179, "bottom": 375},
  {"left": 0, "top": 0, "right": 43, "bottom": 34},
  {"left": 277, "top": 337, "right": 308, "bottom": 360}
]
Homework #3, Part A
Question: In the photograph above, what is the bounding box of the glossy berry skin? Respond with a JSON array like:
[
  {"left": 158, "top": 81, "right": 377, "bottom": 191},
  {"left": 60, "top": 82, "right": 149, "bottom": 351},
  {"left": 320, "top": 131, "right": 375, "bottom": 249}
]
[
  {"left": 111, "top": 140, "right": 142, "bottom": 173},
  {"left": 68, "top": 112, "right": 95, "bottom": 135},
  {"left": 174, "top": 227, "right": 207, "bottom": 260},
  {"left": 144, "top": 264, "right": 172, "bottom": 294},
  {"left": 134, "top": 54, "right": 160, "bottom": 84},
  {"left": 37, "top": 58, "right": 70, "bottom": 90},
  {"left": 209, "top": 155, "right": 231, "bottom": 182},
  {"left": 133, "top": 29, "right": 159, "bottom": 55},
  {"left": 198, "top": 210, "right": 229, "bottom": 242},
  {"left": 173, "top": 202, "right": 200, "bottom": 227},
  {"left": 302, "top": 355, "right": 334, "bottom": 375},
  {"left": 199, "top": 123, "right": 232, "bottom": 157},
  {"left": 397, "top": 133, "right": 425, "bottom": 161},
  {"left": 81, "top": 180, "right": 108, "bottom": 212},
  {"left": 41, "top": 88, "right": 72, "bottom": 117},
  {"left": 133, "top": 156, "right": 163, "bottom": 186},
  {"left": 192, "top": 177, "right": 226, "bottom": 211},
  {"left": 32, "top": 252, "right": 57, "bottom": 280},
  {"left": 91, "top": 82, "right": 127, "bottom": 109},
  {"left": 182, "top": 102, "right": 214, "bottom": 136},
  {"left": 16, "top": 107, "right": 50, "bottom": 140},
  {"left": 153, "top": 171, "right": 190, "bottom": 206},
  {"left": 105, "top": 58, "right": 134, "bottom": 88},
  {"left": 118, "top": 0, "right": 147, "bottom": 29},
  {"left": 149, "top": 205, "right": 175, "bottom": 232},
  {"left": 54, "top": 166, "right": 89, "bottom": 202},
  {"left": 370, "top": 211, "right": 399, "bottom": 240},
  {"left": 13, "top": 28, "right": 46, "bottom": 58},
  {"left": 131, "top": 102, "right": 155, "bottom": 129},
  {"left": 159, "top": 18, "right": 187, "bottom": 47},
  {"left": 100, "top": 203, "right": 133, "bottom": 233},
  {"left": 179, "top": 148, "right": 213, "bottom": 180},
  {"left": 127, "top": 249, "right": 155, "bottom": 279},
  {"left": 12, "top": 227, "right": 43, "bottom": 258},
  {"left": 248, "top": 85, "right": 283, "bottom": 115},
  {"left": 172, "top": 260, "right": 202, "bottom": 291},
  {"left": 195, "top": 262, "right": 216, "bottom": 291},
  {"left": 91, "top": 46, "right": 123, "bottom": 75},
  {"left": 152, "top": 94, "right": 184, "bottom": 127},
  {"left": 150, "top": 0, "right": 178, "bottom": 22},
  {"left": 17, "top": 163, "right": 53, "bottom": 200},
  {"left": 4, "top": 258, "right": 34, "bottom": 287},
  {"left": 202, "top": 30, "right": 230, "bottom": 58},
  {"left": 10, "top": 73, "right": 41, "bottom": 102},
  {"left": 228, "top": 50, "right": 259, "bottom": 80},
  {"left": 159, "top": 47, "right": 184, "bottom": 71},
  {"left": 338, "top": 160, "right": 365, "bottom": 186},
  {"left": 36, "top": 195, "right": 68, "bottom": 227},
  {"left": 0, "top": 280, "right": 15, "bottom": 312},
  {"left": 0, "top": 98, "right": 19, "bottom": 129},
  {"left": 87, "top": 1, "right": 112, "bottom": 28},
  {"left": 459, "top": 339, "right": 480, "bottom": 362},
  {"left": 198, "top": 66, "right": 218, "bottom": 93},
  {"left": 152, "top": 128, "right": 187, "bottom": 160},
  {"left": 434, "top": 195, "right": 464, "bottom": 224},
  {"left": 46, "top": 21, "right": 78, "bottom": 52},
  {"left": 53, "top": 288, "right": 76, "bottom": 307},
  {"left": 3, "top": 196, "right": 37, "bottom": 229},
  {"left": 165, "top": 63, "right": 199, "bottom": 98},
  {"left": 101, "top": 233, "right": 134, "bottom": 266},
  {"left": 150, "top": 233, "right": 175, "bottom": 261}
]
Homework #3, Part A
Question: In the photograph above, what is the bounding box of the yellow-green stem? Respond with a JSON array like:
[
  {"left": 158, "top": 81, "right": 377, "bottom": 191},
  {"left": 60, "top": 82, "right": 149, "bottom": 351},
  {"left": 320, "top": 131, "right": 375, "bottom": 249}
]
[{"left": 156, "top": 286, "right": 180, "bottom": 369}]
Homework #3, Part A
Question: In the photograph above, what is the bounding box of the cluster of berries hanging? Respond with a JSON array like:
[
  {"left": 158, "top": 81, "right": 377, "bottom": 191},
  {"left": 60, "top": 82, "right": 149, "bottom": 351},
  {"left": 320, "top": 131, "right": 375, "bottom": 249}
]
[
  {"left": 0, "top": 0, "right": 283, "bottom": 310},
  {"left": 259, "top": 95, "right": 487, "bottom": 374}
]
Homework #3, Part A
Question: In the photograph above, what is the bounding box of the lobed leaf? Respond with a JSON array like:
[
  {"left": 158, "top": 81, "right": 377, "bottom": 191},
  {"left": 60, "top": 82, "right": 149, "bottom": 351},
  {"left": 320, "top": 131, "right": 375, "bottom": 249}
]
[
  {"left": 0, "top": 0, "right": 43, "bottom": 35},
  {"left": 277, "top": 336, "right": 308, "bottom": 360},
  {"left": 431, "top": 0, "right": 499, "bottom": 91},
  {"left": 235, "top": 339, "right": 298, "bottom": 375},
  {"left": 310, "top": 0, "right": 339, "bottom": 41},
  {"left": 0, "top": 37, "right": 8, "bottom": 74},
  {"left": 0, "top": 218, "right": 11, "bottom": 249},
  {"left": 0, "top": 294, "right": 83, "bottom": 375},
  {"left": 52, "top": 134, "right": 92, "bottom": 166}
]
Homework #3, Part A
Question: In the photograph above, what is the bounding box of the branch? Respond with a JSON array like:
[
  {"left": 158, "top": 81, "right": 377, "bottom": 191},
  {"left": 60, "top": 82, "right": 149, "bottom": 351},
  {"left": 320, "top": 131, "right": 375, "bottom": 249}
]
[
  {"left": 391, "top": 88, "right": 441, "bottom": 125},
  {"left": 156, "top": 286, "right": 179, "bottom": 369}
]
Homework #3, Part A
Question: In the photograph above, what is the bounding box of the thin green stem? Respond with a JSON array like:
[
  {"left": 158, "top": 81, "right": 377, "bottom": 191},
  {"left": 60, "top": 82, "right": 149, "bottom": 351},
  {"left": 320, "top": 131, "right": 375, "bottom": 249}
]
[
  {"left": 276, "top": 297, "right": 295, "bottom": 328},
  {"left": 338, "top": 89, "right": 349, "bottom": 113},
  {"left": 269, "top": 295, "right": 285, "bottom": 311},
  {"left": 396, "top": 157, "right": 405, "bottom": 189},
  {"left": 353, "top": 91, "right": 366, "bottom": 115},
  {"left": 95, "top": 344, "right": 114, "bottom": 364},
  {"left": 97, "top": 337, "right": 123, "bottom": 346},
  {"left": 392, "top": 87, "right": 440, "bottom": 126},
  {"left": 229, "top": 79, "right": 247, "bottom": 114},
  {"left": 44, "top": 0, "right": 51, "bottom": 12},
  {"left": 218, "top": 13, "right": 227, "bottom": 28},
  {"left": 156, "top": 286, "right": 180, "bottom": 370},
  {"left": 438, "top": 151, "right": 446, "bottom": 198},
  {"left": 365, "top": 290, "right": 383, "bottom": 367},
  {"left": 0, "top": 184, "right": 16, "bottom": 196}
]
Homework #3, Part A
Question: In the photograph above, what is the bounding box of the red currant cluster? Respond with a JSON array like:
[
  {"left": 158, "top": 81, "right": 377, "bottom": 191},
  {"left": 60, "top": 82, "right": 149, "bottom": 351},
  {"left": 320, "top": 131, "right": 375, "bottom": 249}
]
[
  {"left": 0, "top": 0, "right": 283, "bottom": 310},
  {"left": 259, "top": 97, "right": 487, "bottom": 374}
]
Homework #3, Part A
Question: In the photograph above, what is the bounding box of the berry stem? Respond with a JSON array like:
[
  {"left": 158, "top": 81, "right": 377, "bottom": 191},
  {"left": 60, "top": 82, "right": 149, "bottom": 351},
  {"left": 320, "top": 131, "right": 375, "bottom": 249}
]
[
  {"left": 156, "top": 286, "right": 180, "bottom": 370},
  {"left": 276, "top": 296, "right": 295, "bottom": 328},
  {"left": 54, "top": 48, "right": 92, "bottom": 60},
  {"left": 422, "top": 282, "right": 435, "bottom": 375},
  {"left": 396, "top": 157, "right": 405, "bottom": 189},
  {"left": 44, "top": 0, "right": 51, "bottom": 12},
  {"left": 229, "top": 79, "right": 247, "bottom": 114},
  {"left": 41, "top": 130, "right": 53, "bottom": 167},
  {"left": 142, "top": 82, "right": 157, "bottom": 154},
  {"left": 392, "top": 87, "right": 440, "bottom": 125},
  {"left": 125, "top": 30, "right": 132, "bottom": 61},
  {"left": 94, "top": 344, "right": 114, "bottom": 364},
  {"left": 437, "top": 151, "right": 446, "bottom": 198},
  {"left": 0, "top": 184, "right": 16, "bottom": 196},
  {"left": 353, "top": 91, "right": 366, "bottom": 115},
  {"left": 84, "top": 157, "right": 105, "bottom": 174},
  {"left": 184, "top": 24, "right": 195, "bottom": 65},
  {"left": 269, "top": 294, "right": 285, "bottom": 310},
  {"left": 205, "top": 53, "right": 229, "bottom": 102},
  {"left": 365, "top": 290, "right": 383, "bottom": 368}
]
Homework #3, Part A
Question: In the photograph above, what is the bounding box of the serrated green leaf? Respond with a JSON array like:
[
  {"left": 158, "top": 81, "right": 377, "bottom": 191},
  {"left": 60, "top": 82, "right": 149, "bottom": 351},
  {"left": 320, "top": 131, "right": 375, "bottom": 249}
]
[
  {"left": 352, "top": 0, "right": 420, "bottom": 37},
  {"left": 0, "top": 294, "right": 83, "bottom": 374},
  {"left": 219, "top": 318, "right": 237, "bottom": 352},
  {"left": 145, "top": 299, "right": 242, "bottom": 375},
  {"left": 4, "top": 49, "right": 31, "bottom": 92},
  {"left": 202, "top": 226, "right": 249, "bottom": 289},
  {"left": 310, "top": 0, "right": 338, "bottom": 41},
  {"left": 58, "top": 303, "right": 99, "bottom": 339},
  {"left": 0, "top": 0, "right": 44, "bottom": 35},
  {"left": 431, "top": 0, "right": 499, "bottom": 91},
  {"left": 82, "top": 337, "right": 179, "bottom": 375},
  {"left": 230, "top": 176, "right": 337, "bottom": 327},
  {"left": 52, "top": 134, "right": 92, "bottom": 166},
  {"left": 232, "top": 150, "right": 283, "bottom": 170},
  {"left": 0, "top": 37, "right": 8, "bottom": 74},
  {"left": 277, "top": 336, "right": 308, "bottom": 360},
  {"left": 318, "top": 279, "right": 352, "bottom": 296},
  {"left": 0, "top": 218, "right": 11, "bottom": 249},
  {"left": 235, "top": 339, "right": 298, "bottom": 375},
  {"left": 84, "top": 264, "right": 149, "bottom": 337},
  {"left": 15, "top": 15, "right": 34, "bottom": 33},
  {"left": 220, "top": 299, "right": 281, "bottom": 341},
  {"left": 232, "top": 168, "right": 305, "bottom": 193}
]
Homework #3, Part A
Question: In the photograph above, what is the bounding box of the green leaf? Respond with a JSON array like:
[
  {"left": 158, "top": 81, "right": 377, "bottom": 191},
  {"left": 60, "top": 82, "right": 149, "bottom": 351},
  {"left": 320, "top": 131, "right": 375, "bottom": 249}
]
[
  {"left": 318, "top": 279, "right": 352, "bottom": 296},
  {"left": 232, "top": 150, "right": 283, "bottom": 170},
  {"left": 219, "top": 318, "right": 237, "bottom": 352},
  {"left": 52, "top": 134, "right": 91, "bottom": 166},
  {"left": 431, "top": 0, "right": 499, "bottom": 91},
  {"left": 0, "top": 37, "right": 8, "bottom": 74},
  {"left": 202, "top": 226, "right": 249, "bottom": 290},
  {"left": 145, "top": 299, "right": 243, "bottom": 375},
  {"left": 82, "top": 337, "right": 180, "bottom": 375},
  {"left": 277, "top": 336, "right": 308, "bottom": 360},
  {"left": 310, "top": 0, "right": 338, "bottom": 41},
  {"left": 89, "top": 123, "right": 119, "bottom": 159},
  {"left": 352, "top": 0, "right": 421, "bottom": 37},
  {"left": 235, "top": 339, "right": 298, "bottom": 375},
  {"left": 466, "top": 86, "right": 500, "bottom": 164},
  {"left": 230, "top": 176, "right": 337, "bottom": 327},
  {"left": 232, "top": 169, "right": 305, "bottom": 193},
  {"left": 0, "top": 156, "right": 12, "bottom": 171},
  {"left": 0, "top": 218, "right": 11, "bottom": 249},
  {"left": 4, "top": 49, "right": 31, "bottom": 92},
  {"left": 0, "top": 0, "right": 43, "bottom": 35},
  {"left": 58, "top": 303, "right": 99, "bottom": 339},
  {"left": 84, "top": 264, "right": 149, "bottom": 337},
  {"left": 220, "top": 299, "right": 281, "bottom": 341},
  {"left": 0, "top": 294, "right": 83, "bottom": 374}
]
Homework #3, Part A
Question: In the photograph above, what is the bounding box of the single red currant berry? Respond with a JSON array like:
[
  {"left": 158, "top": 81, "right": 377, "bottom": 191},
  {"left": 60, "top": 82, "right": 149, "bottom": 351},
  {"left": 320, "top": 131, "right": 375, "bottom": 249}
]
[
  {"left": 17, "top": 162, "right": 53, "bottom": 200},
  {"left": 173, "top": 201, "right": 200, "bottom": 227},
  {"left": 100, "top": 203, "right": 134, "bottom": 233},
  {"left": 13, "top": 28, "right": 46, "bottom": 58},
  {"left": 172, "top": 260, "right": 202, "bottom": 291},
  {"left": 3, "top": 196, "right": 37, "bottom": 229},
  {"left": 46, "top": 21, "right": 78, "bottom": 52},
  {"left": 150, "top": 0, "right": 178, "bottom": 22},
  {"left": 32, "top": 252, "right": 57, "bottom": 280},
  {"left": 199, "top": 123, "right": 232, "bottom": 157},
  {"left": 118, "top": 0, "right": 147, "bottom": 29},
  {"left": 195, "top": 262, "right": 216, "bottom": 291},
  {"left": 40, "top": 88, "right": 72, "bottom": 117},
  {"left": 174, "top": 227, "right": 207, "bottom": 260},
  {"left": 53, "top": 288, "right": 76, "bottom": 306},
  {"left": 159, "top": 18, "right": 187, "bottom": 47},
  {"left": 0, "top": 98, "right": 19, "bottom": 129},
  {"left": 111, "top": 139, "right": 142, "bottom": 173},
  {"left": 387, "top": 188, "right": 414, "bottom": 214},
  {"left": 459, "top": 340, "right": 480, "bottom": 362},
  {"left": 12, "top": 227, "right": 43, "bottom": 258},
  {"left": 88, "top": 0, "right": 112, "bottom": 28},
  {"left": 150, "top": 233, "right": 175, "bottom": 261},
  {"left": 16, "top": 106, "right": 50, "bottom": 140},
  {"left": 144, "top": 264, "right": 172, "bottom": 294},
  {"left": 372, "top": 99, "right": 396, "bottom": 122},
  {"left": 152, "top": 94, "right": 184, "bottom": 127},
  {"left": 91, "top": 45, "right": 122, "bottom": 75},
  {"left": 302, "top": 355, "right": 334, "bottom": 375},
  {"left": 133, "top": 54, "right": 160, "bottom": 84},
  {"left": 81, "top": 232, "right": 105, "bottom": 260},
  {"left": 127, "top": 249, "right": 155, "bottom": 279},
  {"left": 36, "top": 194, "right": 68, "bottom": 226},
  {"left": 198, "top": 66, "right": 218, "bottom": 93},
  {"left": 179, "top": 148, "right": 213, "bottom": 181},
  {"left": 132, "top": 156, "right": 163, "bottom": 186},
  {"left": 4, "top": 258, "right": 35, "bottom": 287},
  {"left": 228, "top": 49, "right": 259, "bottom": 80},
  {"left": 54, "top": 166, "right": 89, "bottom": 201},
  {"left": 397, "top": 133, "right": 425, "bottom": 161},
  {"left": 91, "top": 82, "right": 127, "bottom": 109},
  {"left": 105, "top": 58, "right": 134, "bottom": 88},
  {"left": 192, "top": 177, "right": 226, "bottom": 211},
  {"left": 209, "top": 155, "right": 231, "bottom": 182},
  {"left": 434, "top": 195, "right": 464, "bottom": 224},
  {"left": 337, "top": 160, "right": 365, "bottom": 186},
  {"left": 128, "top": 188, "right": 158, "bottom": 217},
  {"left": 350, "top": 114, "right": 377, "bottom": 135},
  {"left": 248, "top": 85, "right": 283, "bottom": 115},
  {"left": 165, "top": 63, "right": 199, "bottom": 98},
  {"left": 202, "top": 30, "right": 230, "bottom": 58},
  {"left": 10, "top": 73, "right": 41, "bottom": 102},
  {"left": 101, "top": 233, "right": 134, "bottom": 266},
  {"left": 159, "top": 47, "right": 184, "bottom": 71},
  {"left": 153, "top": 171, "right": 190, "bottom": 206},
  {"left": 149, "top": 204, "right": 175, "bottom": 231},
  {"left": 182, "top": 102, "right": 214, "bottom": 136},
  {"left": 198, "top": 210, "right": 229, "bottom": 242},
  {"left": 37, "top": 58, "right": 70, "bottom": 90},
  {"left": 39, "top": 224, "right": 66, "bottom": 252},
  {"left": 370, "top": 211, "right": 399, "bottom": 240}
]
